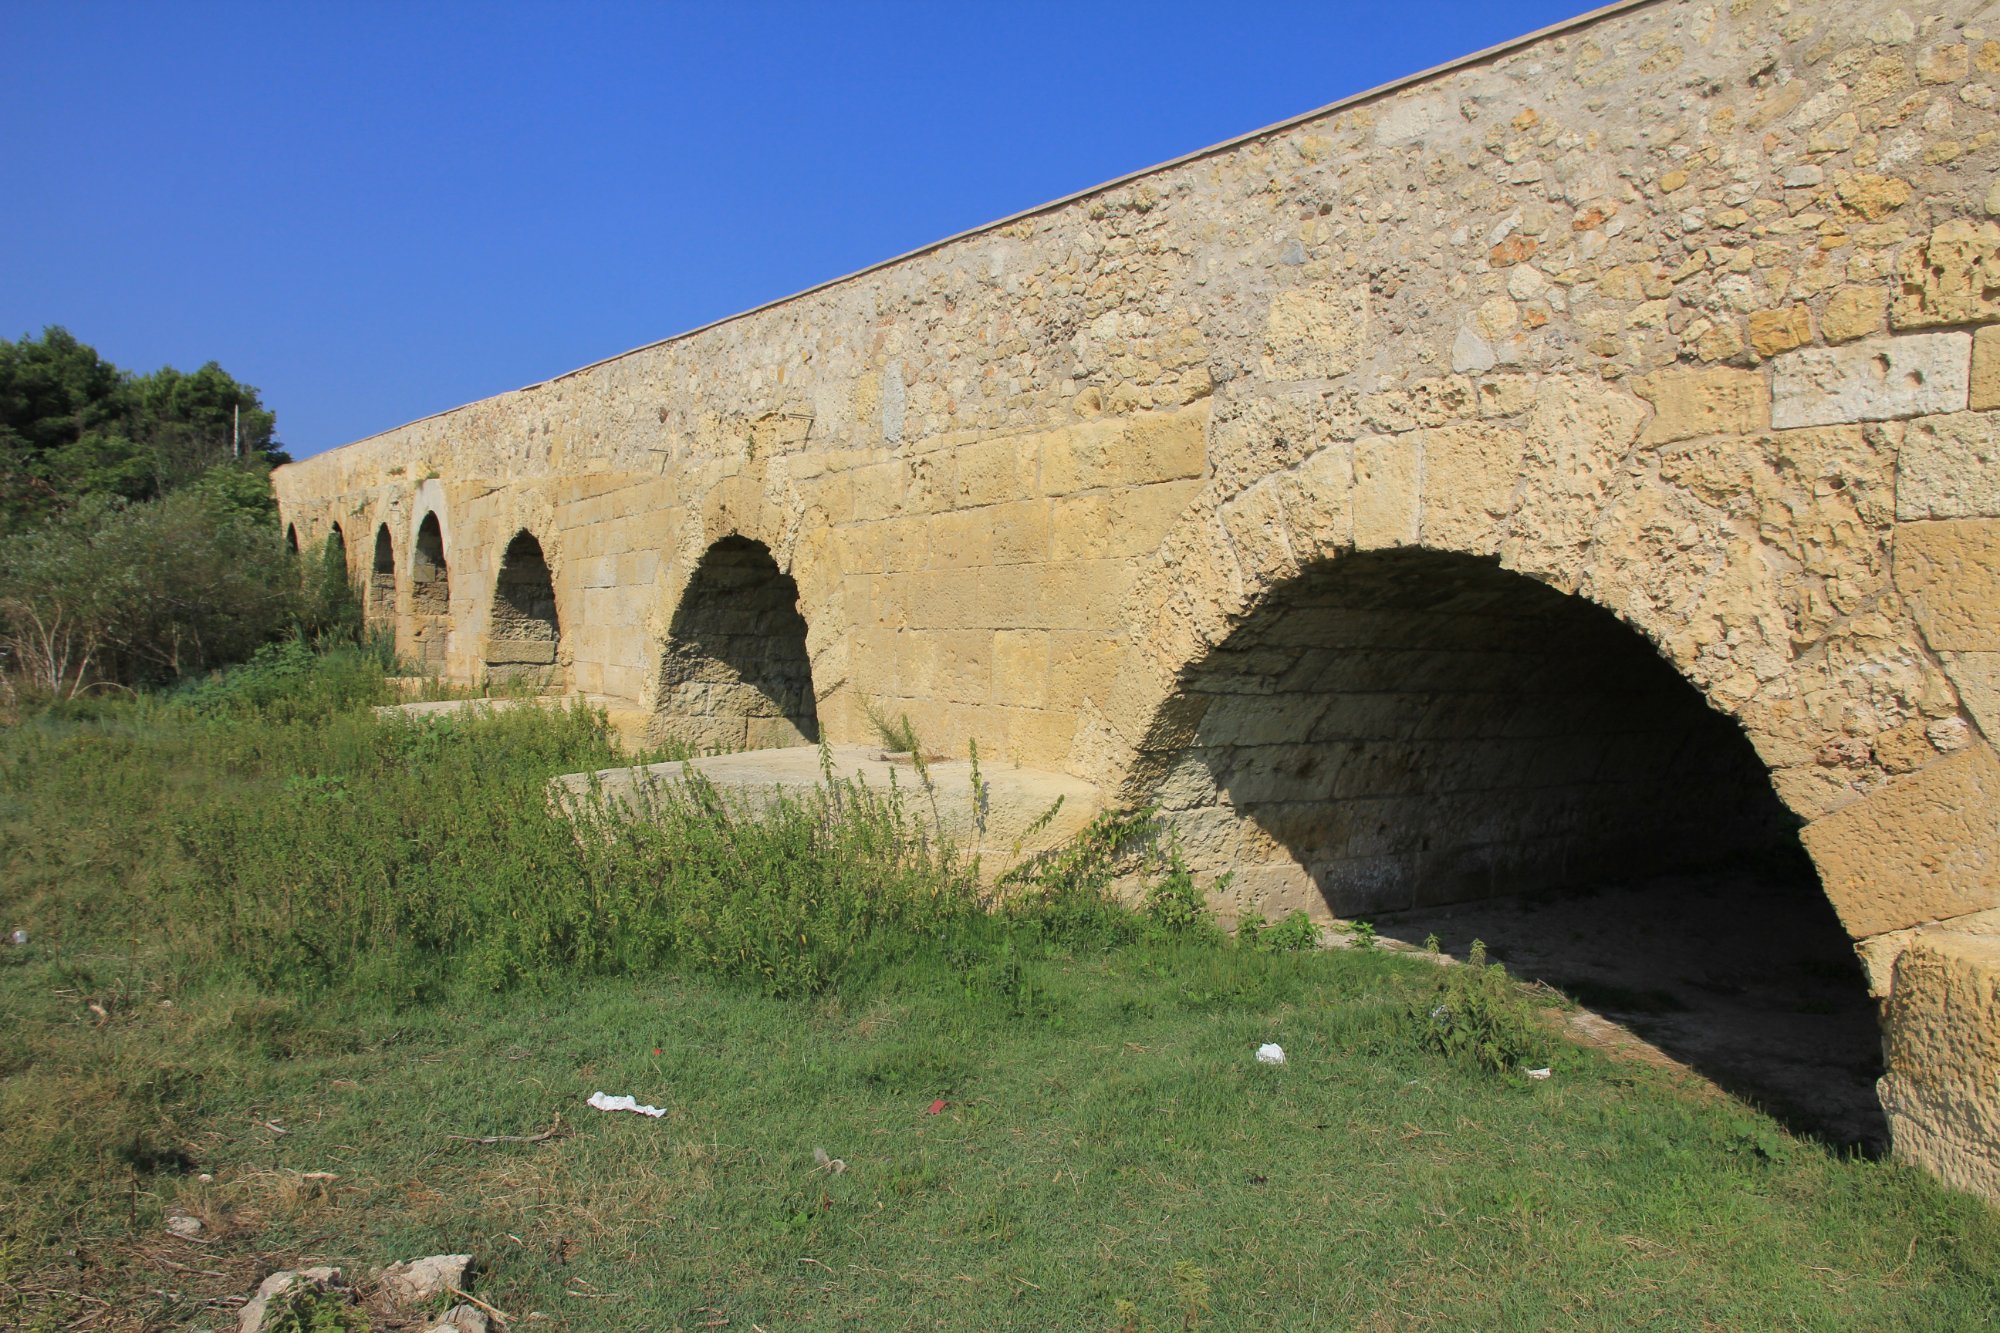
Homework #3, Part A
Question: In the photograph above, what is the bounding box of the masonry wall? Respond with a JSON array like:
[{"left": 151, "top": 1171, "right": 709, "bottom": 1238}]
[{"left": 277, "top": 0, "right": 2000, "bottom": 1188}]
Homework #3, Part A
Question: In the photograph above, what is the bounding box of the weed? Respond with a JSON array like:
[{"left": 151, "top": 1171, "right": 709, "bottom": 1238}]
[{"left": 1416, "top": 940, "right": 1546, "bottom": 1076}]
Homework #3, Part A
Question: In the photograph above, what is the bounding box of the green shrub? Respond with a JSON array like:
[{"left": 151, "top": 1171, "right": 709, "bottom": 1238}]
[
  {"left": 1415, "top": 941, "right": 1547, "bottom": 1076},
  {"left": 1238, "top": 909, "right": 1320, "bottom": 953}
]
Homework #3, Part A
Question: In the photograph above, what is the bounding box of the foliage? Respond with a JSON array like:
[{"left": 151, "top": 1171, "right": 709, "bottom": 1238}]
[
  {"left": 0, "top": 326, "right": 284, "bottom": 531},
  {"left": 0, "top": 485, "right": 315, "bottom": 696},
  {"left": 1416, "top": 940, "right": 1548, "bottom": 1076},
  {"left": 1141, "top": 849, "right": 1225, "bottom": 944},
  {"left": 1236, "top": 909, "right": 1320, "bottom": 953},
  {"left": 263, "top": 1284, "right": 368, "bottom": 1333}
]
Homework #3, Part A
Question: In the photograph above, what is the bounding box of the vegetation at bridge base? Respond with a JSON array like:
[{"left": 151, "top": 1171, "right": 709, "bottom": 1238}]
[{"left": 3, "top": 647, "right": 2000, "bottom": 1330}]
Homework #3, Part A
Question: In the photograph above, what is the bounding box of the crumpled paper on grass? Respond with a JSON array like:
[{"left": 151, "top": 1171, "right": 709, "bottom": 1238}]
[{"left": 587, "top": 1091, "right": 666, "bottom": 1117}]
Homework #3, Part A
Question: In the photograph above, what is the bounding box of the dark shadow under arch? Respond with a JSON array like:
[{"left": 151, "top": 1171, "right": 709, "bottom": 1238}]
[
  {"left": 410, "top": 513, "right": 450, "bottom": 668},
  {"left": 285, "top": 523, "right": 298, "bottom": 553},
  {"left": 1150, "top": 548, "right": 1883, "bottom": 1147},
  {"left": 652, "top": 536, "right": 818, "bottom": 751},
  {"left": 370, "top": 524, "right": 396, "bottom": 621},
  {"left": 485, "top": 530, "right": 562, "bottom": 688}
]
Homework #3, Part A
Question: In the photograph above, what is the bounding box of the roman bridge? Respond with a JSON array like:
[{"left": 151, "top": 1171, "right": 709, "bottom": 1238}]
[{"left": 275, "top": 0, "right": 2000, "bottom": 1198}]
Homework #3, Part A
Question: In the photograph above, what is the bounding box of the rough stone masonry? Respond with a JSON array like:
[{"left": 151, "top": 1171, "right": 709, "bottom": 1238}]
[{"left": 275, "top": 0, "right": 2000, "bottom": 1201}]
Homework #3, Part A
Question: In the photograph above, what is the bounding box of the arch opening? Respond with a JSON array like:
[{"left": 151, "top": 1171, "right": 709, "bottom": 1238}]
[
  {"left": 285, "top": 523, "right": 298, "bottom": 554},
  {"left": 652, "top": 536, "right": 818, "bottom": 751},
  {"left": 410, "top": 513, "right": 450, "bottom": 668},
  {"left": 485, "top": 530, "right": 562, "bottom": 690},
  {"left": 369, "top": 524, "right": 396, "bottom": 622},
  {"left": 1148, "top": 548, "right": 1883, "bottom": 1146}
]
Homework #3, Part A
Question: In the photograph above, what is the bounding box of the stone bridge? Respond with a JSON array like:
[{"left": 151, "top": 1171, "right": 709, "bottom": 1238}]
[{"left": 275, "top": 0, "right": 2000, "bottom": 1198}]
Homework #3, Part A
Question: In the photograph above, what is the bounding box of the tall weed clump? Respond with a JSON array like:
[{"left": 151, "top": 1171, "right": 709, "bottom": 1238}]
[{"left": 568, "top": 760, "right": 984, "bottom": 996}]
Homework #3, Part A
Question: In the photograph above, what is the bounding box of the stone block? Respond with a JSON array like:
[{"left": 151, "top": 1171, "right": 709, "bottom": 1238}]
[
  {"left": 1823, "top": 286, "right": 1889, "bottom": 344},
  {"left": 990, "top": 631, "right": 1050, "bottom": 710},
  {"left": 1896, "top": 413, "right": 2000, "bottom": 520},
  {"left": 1419, "top": 424, "right": 1526, "bottom": 549},
  {"left": 1770, "top": 333, "right": 1970, "bottom": 428},
  {"left": 1940, "top": 651, "right": 2000, "bottom": 742},
  {"left": 1856, "top": 907, "right": 2000, "bottom": 998},
  {"left": 1896, "top": 519, "right": 2000, "bottom": 651},
  {"left": 1272, "top": 444, "right": 1355, "bottom": 560},
  {"left": 1974, "top": 327, "right": 2000, "bottom": 411},
  {"left": 952, "top": 434, "right": 1039, "bottom": 509},
  {"left": 1051, "top": 479, "right": 1202, "bottom": 561},
  {"left": 1893, "top": 220, "right": 2000, "bottom": 329},
  {"left": 1879, "top": 931, "right": 2000, "bottom": 1204},
  {"left": 1352, "top": 435, "right": 1420, "bottom": 549},
  {"left": 1800, "top": 742, "right": 2000, "bottom": 937},
  {"left": 1262, "top": 285, "right": 1369, "bottom": 381},
  {"left": 486, "top": 638, "right": 557, "bottom": 666},
  {"left": 1633, "top": 367, "right": 1767, "bottom": 444},
  {"left": 1040, "top": 410, "right": 1206, "bottom": 495},
  {"left": 1748, "top": 304, "right": 1813, "bottom": 357}
]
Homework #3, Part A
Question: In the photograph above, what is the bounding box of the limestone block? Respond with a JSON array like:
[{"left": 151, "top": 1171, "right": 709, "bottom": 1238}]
[
  {"left": 1975, "top": 327, "right": 2000, "bottom": 411},
  {"left": 1040, "top": 411, "right": 1206, "bottom": 495},
  {"left": 486, "top": 639, "right": 557, "bottom": 666},
  {"left": 1822, "top": 286, "right": 1888, "bottom": 344},
  {"left": 1857, "top": 907, "right": 2000, "bottom": 998},
  {"left": 1896, "top": 519, "right": 2000, "bottom": 651},
  {"left": 1748, "top": 304, "right": 1813, "bottom": 357},
  {"left": 1879, "top": 931, "right": 2000, "bottom": 1204},
  {"left": 1633, "top": 367, "right": 1767, "bottom": 444},
  {"left": 1770, "top": 333, "right": 1970, "bottom": 429},
  {"left": 1051, "top": 479, "right": 1202, "bottom": 561},
  {"left": 1419, "top": 425, "right": 1526, "bottom": 550},
  {"left": 1893, "top": 220, "right": 2000, "bottom": 329},
  {"left": 1800, "top": 743, "right": 2000, "bottom": 938},
  {"left": 1272, "top": 444, "right": 1355, "bottom": 561},
  {"left": 1218, "top": 480, "right": 1297, "bottom": 584},
  {"left": 1352, "top": 435, "right": 1420, "bottom": 549},
  {"left": 952, "top": 435, "right": 1039, "bottom": 509},
  {"left": 1896, "top": 413, "right": 2000, "bottom": 520},
  {"left": 1940, "top": 651, "right": 2000, "bottom": 741},
  {"left": 990, "top": 630, "right": 1050, "bottom": 710},
  {"left": 987, "top": 498, "right": 1054, "bottom": 566},
  {"left": 1262, "top": 286, "right": 1368, "bottom": 382}
]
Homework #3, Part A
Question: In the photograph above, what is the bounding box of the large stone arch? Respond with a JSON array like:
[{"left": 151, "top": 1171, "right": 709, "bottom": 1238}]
[
  {"left": 650, "top": 534, "right": 820, "bottom": 751},
  {"left": 484, "top": 529, "right": 565, "bottom": 690}
]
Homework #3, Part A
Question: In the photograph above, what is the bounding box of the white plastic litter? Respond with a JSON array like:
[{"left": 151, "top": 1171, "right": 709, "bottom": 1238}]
[
  {"left": 587, "top": 1091, "right": 666, "bottom": 1118},
  {"left": 1256, "top": 1043, "right": 1287, "bottom": 1066},
  {"left": 1525, "top": 1067, "right": 1553, "bottom": 1080},
  {"left": 8, "top": 930, "right": 25, "bottom": 946}
]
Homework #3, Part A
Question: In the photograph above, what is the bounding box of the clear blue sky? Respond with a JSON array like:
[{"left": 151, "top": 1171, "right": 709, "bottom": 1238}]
[{"left": 2, "top": 1, "right": 1600, "bottom": 459}]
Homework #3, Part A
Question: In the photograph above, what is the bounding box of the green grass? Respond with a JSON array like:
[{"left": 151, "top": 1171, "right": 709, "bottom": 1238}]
[{"left": 2, "top": 648, "right": 1999, "bottom": 1330}]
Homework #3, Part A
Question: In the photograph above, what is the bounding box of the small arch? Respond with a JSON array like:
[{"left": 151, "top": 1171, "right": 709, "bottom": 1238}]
[
  {"left": 1142, "top": 548, "right": 1882, "bottom": 1146},
  {"left": 285, "top": 523, "right": 298, "bottom": 553},
  {"left": 409, "top": 512, "right": 451, "bottom": 669},
  {"left": 324, "top": 523, "right": 348, "bottom": 578},
  {"left": 369, "top": 524, "right": 396, "bottom": 621},
  {"left": 485, "top": 529, "right": 562, "bottom": 689},
  {"left": 652, "top": 535, "right": 818, "bottom": 751}
]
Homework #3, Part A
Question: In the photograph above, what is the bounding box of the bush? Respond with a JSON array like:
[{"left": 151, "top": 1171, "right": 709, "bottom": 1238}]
[
  {"left": 0, "top": 481, "right": 321, "bottom": 696},
  {"left": 1415, "top": 940, "right": 1547, "bottom": 1076}
]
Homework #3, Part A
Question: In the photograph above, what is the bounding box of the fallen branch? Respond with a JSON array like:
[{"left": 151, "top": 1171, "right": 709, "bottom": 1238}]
[{"left": 446, "top": 1286, "right": 512, "bottom": 1324}]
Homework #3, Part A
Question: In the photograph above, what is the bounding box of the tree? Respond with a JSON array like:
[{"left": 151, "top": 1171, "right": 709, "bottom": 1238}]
[{"left": 0, "top": 327, "right": 288, "bottom": 530}]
